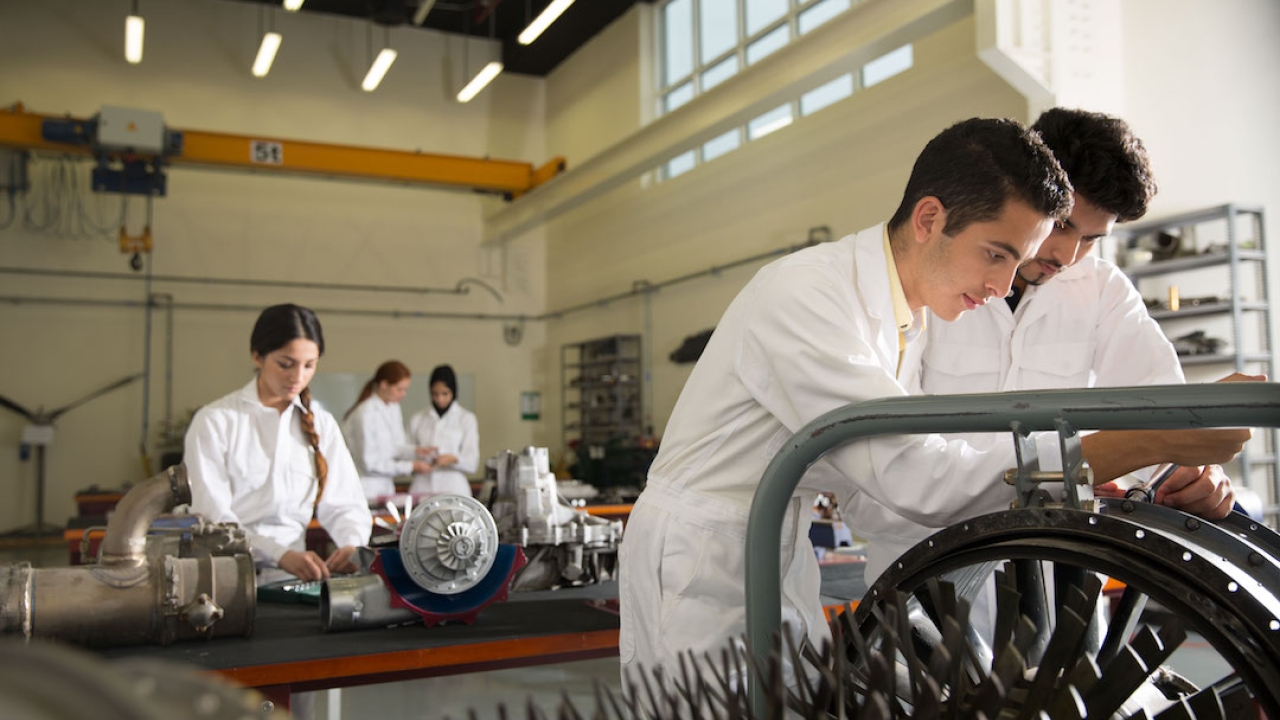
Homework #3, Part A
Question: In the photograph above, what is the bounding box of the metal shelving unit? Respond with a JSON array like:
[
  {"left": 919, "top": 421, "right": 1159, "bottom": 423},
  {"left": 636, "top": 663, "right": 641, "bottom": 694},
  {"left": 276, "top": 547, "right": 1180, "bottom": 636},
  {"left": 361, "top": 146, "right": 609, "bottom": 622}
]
[
  {"left": 560, "top": 334, "right": 650, "bottom": 494},
  {"left": 561, "top": 334, "right": 643, "bottom": 448},
  {"left": 1117, "top": 204, "right": 1278, "bottom": 521}
]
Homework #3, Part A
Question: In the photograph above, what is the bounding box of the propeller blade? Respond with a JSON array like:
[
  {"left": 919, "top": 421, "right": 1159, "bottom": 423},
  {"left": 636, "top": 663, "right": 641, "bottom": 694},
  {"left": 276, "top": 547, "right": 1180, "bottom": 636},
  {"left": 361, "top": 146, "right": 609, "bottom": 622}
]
[
  {"left": 47, "top": 373, "right": 144, "bottom": 421},
  {"left": 0, "top": 395, "right": 36, "bottom": 421}
]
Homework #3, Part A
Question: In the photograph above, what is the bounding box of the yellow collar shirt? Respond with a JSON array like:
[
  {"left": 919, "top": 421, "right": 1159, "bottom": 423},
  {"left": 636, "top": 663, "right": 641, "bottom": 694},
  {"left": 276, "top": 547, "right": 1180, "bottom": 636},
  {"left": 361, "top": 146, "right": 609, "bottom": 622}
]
[{"left": 882, "top": 226, "right": 925, "bottom": 376}]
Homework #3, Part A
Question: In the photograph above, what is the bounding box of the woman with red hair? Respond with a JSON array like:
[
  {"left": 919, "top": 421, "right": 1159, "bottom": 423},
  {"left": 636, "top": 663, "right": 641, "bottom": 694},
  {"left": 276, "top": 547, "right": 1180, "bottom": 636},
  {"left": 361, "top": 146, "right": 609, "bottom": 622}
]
[{"left": 342, "top": 360, "right": 433, "bottom": 503}]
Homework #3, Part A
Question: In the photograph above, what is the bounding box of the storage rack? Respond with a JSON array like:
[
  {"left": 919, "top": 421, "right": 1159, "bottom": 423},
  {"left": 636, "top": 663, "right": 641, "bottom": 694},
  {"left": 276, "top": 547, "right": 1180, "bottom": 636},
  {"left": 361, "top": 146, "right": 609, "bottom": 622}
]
[{"left": 1117, "top": 204, "right": 1277, "bottom": 520}]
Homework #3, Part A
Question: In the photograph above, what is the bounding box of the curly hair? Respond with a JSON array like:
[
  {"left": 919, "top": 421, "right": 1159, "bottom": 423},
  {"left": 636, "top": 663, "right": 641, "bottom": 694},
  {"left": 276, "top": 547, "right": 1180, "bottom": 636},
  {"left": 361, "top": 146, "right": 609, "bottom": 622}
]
[{"left": 1032, "top": 108, "right": 1157, "bottom": 222}]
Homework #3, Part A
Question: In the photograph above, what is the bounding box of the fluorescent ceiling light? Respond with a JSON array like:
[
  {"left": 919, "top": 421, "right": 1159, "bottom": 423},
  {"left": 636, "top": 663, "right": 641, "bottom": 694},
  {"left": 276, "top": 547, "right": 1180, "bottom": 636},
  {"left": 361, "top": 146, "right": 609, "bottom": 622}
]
[
  {"left": 252, "top": 32, "right": 282, "bottom": 78},
  {"left": 412, "top": 0, "right": 438, "bottom": 26},
  {"left": 362, "top": 48, "right": 397, "bottom": 92},
  {"left": 457, "top": 61, "right": 503, "bottom": 103},
  {"left": 125, "top": 15, "right": 145, "bottom": 64},
  {"left": 283, "top": 0, "right": 305, "bottom": 11},
  {"left": 518, "top": 0, "right": 574, "bottom": 45}
]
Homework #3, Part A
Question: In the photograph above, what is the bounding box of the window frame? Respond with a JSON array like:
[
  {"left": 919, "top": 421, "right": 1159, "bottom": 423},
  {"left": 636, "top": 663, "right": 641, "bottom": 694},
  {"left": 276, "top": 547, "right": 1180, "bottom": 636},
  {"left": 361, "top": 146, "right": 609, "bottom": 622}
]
[
  {"left": 658, "top": 0, "right": 844, "bottom": 117},
  {"left": 654, "top": 0, "right": 911, "bottom": 181}
]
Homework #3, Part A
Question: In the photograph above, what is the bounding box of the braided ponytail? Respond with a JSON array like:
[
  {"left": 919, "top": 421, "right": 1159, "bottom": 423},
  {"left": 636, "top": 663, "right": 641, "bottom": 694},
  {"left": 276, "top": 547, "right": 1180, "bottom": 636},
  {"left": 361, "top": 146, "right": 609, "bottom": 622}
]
[
  {"left": 250, "top": 304, "right": 329, "bottom": 511},
  {"left": 299, "top": 388, "right": 328, "bottom": 510}
]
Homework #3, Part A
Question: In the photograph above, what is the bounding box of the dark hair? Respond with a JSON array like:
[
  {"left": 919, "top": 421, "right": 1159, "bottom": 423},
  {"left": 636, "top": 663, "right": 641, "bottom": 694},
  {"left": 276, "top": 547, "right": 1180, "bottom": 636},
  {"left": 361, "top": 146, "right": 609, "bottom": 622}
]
[
  {"left": 250, "top": 303, "right": 325, "bottom": 358},
  {"left": 888, "top": 117, "right": 1073, "bottom": 237},
  {"left": 1032, "top": 107, "right": 1157, "bottom": 222},
  {"left": 345, "top": 360, "right": 412, "bottom": 420},
  {"left": 429, "top": 364, "right": 458, "bottom": 397},
  {"left": 250, "top": 303, "right": 329, "bottom": 508}
]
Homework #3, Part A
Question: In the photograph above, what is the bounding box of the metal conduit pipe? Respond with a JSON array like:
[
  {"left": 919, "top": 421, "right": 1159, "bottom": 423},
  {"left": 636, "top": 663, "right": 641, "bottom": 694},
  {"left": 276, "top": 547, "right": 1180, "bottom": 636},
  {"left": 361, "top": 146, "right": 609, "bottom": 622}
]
[
  {"left": 0, "top": 265, "right": 498, "bottom": 298},
  {"left": 0, "top": 227, "right": 830, "bottom": 323},
  {"left": 0, "top": 295, "right": 533, "bottom": 322},
  {"left": 98, "top": 463, "right": 186, "bottom": 568},
  {"left": 0, "top": 465, "right": 255, "bottom": 647}
]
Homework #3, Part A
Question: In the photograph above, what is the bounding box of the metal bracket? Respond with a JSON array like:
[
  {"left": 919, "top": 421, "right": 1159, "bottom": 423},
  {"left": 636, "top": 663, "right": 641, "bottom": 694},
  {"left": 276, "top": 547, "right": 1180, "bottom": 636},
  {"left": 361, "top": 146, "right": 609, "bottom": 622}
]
[
  {"left": 1005, "top": 419, "right": 1094, "bottom": 510},
  {"left": 1055, "top": 418, "right": 1094, "bottom": 510},
  {"left": 1008, "top": 420, "right": 1051, "bottom": 509}
]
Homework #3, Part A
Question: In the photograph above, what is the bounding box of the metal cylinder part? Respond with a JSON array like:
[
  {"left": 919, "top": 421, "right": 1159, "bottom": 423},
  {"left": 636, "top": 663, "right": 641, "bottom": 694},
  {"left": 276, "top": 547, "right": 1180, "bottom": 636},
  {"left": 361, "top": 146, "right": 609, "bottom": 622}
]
[
  {"left": 320, "top": 573, "right": 417, "bottom": 632},
  {"left": 0, "top": 465, "right": 255, "bottom": 647}
]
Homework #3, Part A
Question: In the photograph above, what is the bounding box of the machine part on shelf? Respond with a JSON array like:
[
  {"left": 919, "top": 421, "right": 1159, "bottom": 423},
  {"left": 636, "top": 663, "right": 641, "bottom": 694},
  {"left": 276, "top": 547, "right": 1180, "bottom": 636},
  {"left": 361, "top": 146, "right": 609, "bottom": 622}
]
[
  {"left": 0, "top": 465, "right": 255, "bottom": 647},
  {"left": 397, "top": 494, "right": 499, "bottom": 595},
  {"left": 854, "top": 499, "right": 1280, "bottom": 718},
  {"left": 0, "top": 639, "right": 279, "bottom": 720},
  {"left": 322, "top": 498, "right": 527, "bottom": 631},
  {"left": 1170, "top": 329, "right": 1226, "bottom": 356},
  {"left": 487, "top": 446, "right": 623, "bottom": 591}
]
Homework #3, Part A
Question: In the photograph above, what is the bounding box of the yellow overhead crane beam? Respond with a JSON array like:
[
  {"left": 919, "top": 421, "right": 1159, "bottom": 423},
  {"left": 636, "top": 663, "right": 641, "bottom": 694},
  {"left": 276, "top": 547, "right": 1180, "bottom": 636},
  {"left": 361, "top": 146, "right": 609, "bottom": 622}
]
[{"left": 0, "top": 105, "right": 565, "bottom": 199}]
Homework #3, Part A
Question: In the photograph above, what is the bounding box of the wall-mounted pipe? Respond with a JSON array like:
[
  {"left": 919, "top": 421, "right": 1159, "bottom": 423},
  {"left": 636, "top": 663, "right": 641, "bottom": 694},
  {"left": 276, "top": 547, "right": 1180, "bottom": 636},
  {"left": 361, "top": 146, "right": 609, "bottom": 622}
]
[
  {"left": 0, "top": 465, "right": 255, "bottom": 647},
  {"left": 0, "top": 265, "right": 499, "bottom": 298},
  {"left": 0, "top": 227, "right": 830, "bottom": 324}
]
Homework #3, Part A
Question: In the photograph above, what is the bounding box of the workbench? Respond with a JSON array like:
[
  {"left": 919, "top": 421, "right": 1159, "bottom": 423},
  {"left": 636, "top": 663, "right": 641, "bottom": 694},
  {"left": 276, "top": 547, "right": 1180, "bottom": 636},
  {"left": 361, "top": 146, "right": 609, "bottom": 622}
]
[
  {"left": 96, "top": 583, "right": 621, "bottom": 712},
  {"left": 90, "top": 559, "right": 869, "bottom": 713}
]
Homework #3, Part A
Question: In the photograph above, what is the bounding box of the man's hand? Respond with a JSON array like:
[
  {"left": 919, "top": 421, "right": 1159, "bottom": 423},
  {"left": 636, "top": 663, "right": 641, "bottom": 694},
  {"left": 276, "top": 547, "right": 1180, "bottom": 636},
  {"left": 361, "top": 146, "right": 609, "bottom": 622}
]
[
  {"left": 279, "top": 549, "right": 331, "bottom": 581},
  {"left": 1095, "top": 465, "right": 1235, "bottom": 520},
  {"left": 1154, "top": 464, "right": 1235, "bottom": 519},
  {"left": 326, "top": 545, "right": 360, "bottom": 574},
  {"left": 1217, "top": 372, "right": 1267, "bottom": 383}
]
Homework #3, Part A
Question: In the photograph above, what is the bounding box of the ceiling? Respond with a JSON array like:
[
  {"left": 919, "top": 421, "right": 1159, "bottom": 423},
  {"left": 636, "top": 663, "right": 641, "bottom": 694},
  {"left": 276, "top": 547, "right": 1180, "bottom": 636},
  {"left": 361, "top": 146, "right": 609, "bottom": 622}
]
[{"left": 228, "top": 0, "right": 655, "bottom": 76}]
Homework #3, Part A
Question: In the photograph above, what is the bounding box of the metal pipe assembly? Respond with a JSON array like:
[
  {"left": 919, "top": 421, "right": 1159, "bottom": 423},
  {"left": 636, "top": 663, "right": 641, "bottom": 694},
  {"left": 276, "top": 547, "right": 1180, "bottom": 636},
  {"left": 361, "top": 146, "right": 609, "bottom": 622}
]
[
  {"left": 0, "top": 465, "right": 255, "bottom": 647},
  {"left": 742, "top": 382, "right": 1280, "bottom": 717}
]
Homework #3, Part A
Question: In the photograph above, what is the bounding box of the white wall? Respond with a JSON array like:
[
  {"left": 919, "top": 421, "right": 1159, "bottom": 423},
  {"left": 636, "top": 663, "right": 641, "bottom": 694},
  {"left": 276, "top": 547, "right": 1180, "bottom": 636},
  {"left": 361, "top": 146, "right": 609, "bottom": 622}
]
[
  {"left": 531, "top": 11, "right": 1026, "bottom": 460},
  {"left": 1120, "top": 0, "right": 1280, "bottom": 320},
  {"left": 0, "top": 0, "right": 547, "bottom": 532}
]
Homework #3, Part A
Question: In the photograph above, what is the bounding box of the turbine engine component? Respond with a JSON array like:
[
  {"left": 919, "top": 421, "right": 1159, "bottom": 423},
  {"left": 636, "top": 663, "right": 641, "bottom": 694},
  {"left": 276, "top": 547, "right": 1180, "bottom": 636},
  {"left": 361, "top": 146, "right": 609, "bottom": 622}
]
[
  {"left": 486, "top": 446, "right": 623, "bottom": 591},
  {"left": 0, "top": 639, "right": 278, "bottom": 720},
  {"left": 322, "top": 494, "right": 525, "bottom": 632},
  {"left": 397, "top": 494, "right": 499, "bottom": 594},
  {"left": 0, "top": 465, "right": 255, "bottom": 647}
]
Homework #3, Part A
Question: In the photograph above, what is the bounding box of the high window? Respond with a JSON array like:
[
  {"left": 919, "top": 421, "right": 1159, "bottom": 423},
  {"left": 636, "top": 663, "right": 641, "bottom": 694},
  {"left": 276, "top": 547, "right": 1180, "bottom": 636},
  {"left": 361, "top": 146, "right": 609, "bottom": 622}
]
[{"left": 655, "top": 0, "right": 913, "bottom": 180}]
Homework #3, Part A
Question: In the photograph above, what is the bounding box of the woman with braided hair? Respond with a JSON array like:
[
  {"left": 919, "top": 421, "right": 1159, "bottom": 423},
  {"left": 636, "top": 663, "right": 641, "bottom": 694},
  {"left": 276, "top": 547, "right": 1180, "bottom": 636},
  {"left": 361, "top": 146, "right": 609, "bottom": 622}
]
[{"left": 185, "top": 304, "right": 372, "bottom": 582}]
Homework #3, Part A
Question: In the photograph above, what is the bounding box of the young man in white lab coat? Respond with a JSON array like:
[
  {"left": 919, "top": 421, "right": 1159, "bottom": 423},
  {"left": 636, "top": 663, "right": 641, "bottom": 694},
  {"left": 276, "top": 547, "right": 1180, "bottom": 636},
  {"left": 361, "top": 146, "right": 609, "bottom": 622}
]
[
  {"left": 839, "top": 109, "right": 1247, "bottom": 583},
  {"left": 621, "top": 117, "right": 1143, "bottom": 680},
  {"left": 927, "top": 107, "right": 1244, "bottom": 507},
  {"left": 825, "top": 109, "right": 1258, "bottom": 660}
]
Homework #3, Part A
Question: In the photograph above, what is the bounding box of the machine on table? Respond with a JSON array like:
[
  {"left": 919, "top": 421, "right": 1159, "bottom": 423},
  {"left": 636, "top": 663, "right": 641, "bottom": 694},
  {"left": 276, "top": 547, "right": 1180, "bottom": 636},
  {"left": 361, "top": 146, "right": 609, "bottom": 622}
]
[{"left": 319, "top": 445, "right": 624, "bottom": 629}]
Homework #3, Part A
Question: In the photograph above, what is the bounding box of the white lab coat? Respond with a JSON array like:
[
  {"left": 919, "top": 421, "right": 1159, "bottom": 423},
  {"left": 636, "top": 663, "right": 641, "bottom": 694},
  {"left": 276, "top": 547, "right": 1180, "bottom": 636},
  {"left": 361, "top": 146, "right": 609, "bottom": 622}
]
[
  {"left": 185, "top": 380, "right": 373, "bottom": 572},
  {"left": 845, "top": 255, "right": 1184, "bottom": 582},
  {"left": 619, "top": 226, "right": 1024, "bottom": 678},
  {"left": 407, "top": 403, "right": 478, "bottom": 496},
  {"left": 342, "top": 395, "right": 417, "bottom": 502}
]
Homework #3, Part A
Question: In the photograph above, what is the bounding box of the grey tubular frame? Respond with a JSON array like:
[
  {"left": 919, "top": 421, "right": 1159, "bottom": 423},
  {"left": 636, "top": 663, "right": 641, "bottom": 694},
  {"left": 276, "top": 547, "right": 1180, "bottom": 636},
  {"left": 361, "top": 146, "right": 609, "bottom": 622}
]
[{"left": 742, "top": 382, "right": 1280, "bottom": 712}]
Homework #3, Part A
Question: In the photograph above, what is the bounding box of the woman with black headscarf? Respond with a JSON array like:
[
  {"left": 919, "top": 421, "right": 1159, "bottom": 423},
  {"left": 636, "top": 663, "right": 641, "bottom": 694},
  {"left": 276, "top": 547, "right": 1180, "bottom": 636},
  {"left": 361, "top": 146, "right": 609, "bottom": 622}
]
[{"left": 407, "top": 364, "right": 479, "bottom": 496}]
